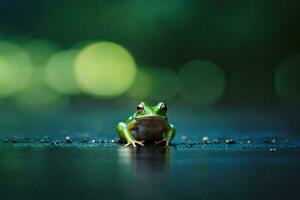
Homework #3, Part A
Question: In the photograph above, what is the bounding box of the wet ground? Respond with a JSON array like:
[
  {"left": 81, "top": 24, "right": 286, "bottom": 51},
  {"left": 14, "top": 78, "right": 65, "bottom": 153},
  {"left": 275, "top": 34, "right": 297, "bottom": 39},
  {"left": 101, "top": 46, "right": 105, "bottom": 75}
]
[
  {"left": 1, "top": 137, "right": 300, "bottom": 200},
  {"left": 0, "top": 106, "right": 299, "bottom": 199}
]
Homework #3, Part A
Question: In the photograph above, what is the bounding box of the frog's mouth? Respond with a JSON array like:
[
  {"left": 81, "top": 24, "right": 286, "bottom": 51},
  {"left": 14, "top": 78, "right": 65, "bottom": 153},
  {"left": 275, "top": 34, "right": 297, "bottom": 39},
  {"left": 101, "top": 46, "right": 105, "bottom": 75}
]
[
  {"left": 135, "top": 116, "right": 167, "bottom": 124},
  {"left": 135, "top": 115, "right": 168, "bottom": 127},
  {"left": 135, "top": 115, "right": 167, "bottom": 121}
]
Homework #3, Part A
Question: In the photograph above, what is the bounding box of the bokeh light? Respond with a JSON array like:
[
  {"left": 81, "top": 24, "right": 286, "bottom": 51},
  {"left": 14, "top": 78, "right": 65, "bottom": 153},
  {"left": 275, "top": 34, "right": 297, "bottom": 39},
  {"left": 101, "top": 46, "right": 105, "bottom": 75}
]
[
  {"left": 0, "top": 40, "right": 32, "bottom": 98},
  {"left": 75, "top": 41, "right": 137, "bottom": 97},
  {"left": 23, "top": 39, "right": 61, "bottom": 67},
  {"left": 45, "top": 50, "right": 80, "bottom": 95},
  {"left": 127, "top": 67, "right": 177, "bottom": 101},
  {"left": 177, "top": 60, "right": 226, "bottom": 105},
  {"left": 126, "top": 67, "right": 152, "bottom": 100},
  {"left": 275, "top": 54, "right": 300, "bottom": 104},
  {"left": 13, "top": 68, "right": 68, "bottom": 109}
]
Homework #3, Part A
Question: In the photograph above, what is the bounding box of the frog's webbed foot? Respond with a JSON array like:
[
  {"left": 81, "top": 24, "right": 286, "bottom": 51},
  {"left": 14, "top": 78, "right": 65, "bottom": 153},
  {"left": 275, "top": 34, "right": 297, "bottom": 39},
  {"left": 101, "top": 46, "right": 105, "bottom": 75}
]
[
  {"left": 124, "top": 140, "right": 144, "bottom": 147},
  {"left": 155, "top": 138, "right": 170, "bottom": 146}
]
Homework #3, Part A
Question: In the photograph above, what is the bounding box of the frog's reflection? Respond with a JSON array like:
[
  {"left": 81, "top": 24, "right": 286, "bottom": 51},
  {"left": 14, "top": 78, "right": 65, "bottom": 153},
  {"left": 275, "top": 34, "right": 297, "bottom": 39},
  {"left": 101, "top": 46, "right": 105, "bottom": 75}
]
[{"left": 117, "top": 146, "right": 169, "bottom": 173}]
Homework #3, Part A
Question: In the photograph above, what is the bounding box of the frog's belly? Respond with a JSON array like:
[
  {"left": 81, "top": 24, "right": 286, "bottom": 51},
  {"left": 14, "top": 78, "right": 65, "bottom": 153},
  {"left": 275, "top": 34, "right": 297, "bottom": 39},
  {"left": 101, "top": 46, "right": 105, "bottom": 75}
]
[{"left": 132, "top": 119, "right": 167, "bottom": 142}]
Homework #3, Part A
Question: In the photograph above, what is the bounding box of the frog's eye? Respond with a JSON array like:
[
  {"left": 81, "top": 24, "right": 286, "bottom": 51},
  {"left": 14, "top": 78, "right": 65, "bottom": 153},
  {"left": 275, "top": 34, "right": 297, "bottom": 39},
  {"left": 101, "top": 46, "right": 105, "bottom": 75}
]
[
  {"left": 137, "top": 102, "right": 144, "bottom": 113},
  {"left": 160, "top": 103, "right": 167, "bottom": 113}
]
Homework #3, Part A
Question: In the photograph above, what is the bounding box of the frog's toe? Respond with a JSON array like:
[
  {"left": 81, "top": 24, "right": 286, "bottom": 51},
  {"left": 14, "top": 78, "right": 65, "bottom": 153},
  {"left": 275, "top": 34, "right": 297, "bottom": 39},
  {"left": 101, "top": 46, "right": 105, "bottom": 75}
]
[
  {"left": 124, "top": 140, "right": 144, "bottom": 147},
  {"left": 155, "top": 138, "right": 170, "bottom": 146},
  {"left": 165, "top": 140, "right": 170, "bottom": 146}
]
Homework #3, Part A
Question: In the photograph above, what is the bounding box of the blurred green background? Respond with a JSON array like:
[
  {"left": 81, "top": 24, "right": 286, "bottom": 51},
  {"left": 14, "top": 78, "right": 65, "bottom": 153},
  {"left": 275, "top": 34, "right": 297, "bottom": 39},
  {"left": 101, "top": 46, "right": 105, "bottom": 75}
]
[{"left": 0, "top": 0, "right": 299, "bottom": 137}]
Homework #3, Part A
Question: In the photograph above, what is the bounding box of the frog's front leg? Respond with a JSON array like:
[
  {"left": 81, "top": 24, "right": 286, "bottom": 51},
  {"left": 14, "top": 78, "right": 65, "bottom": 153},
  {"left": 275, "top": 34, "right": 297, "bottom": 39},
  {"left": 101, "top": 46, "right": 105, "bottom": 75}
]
[
  {"left": 155, "top": 124, "right": 176, "bottom": 146},
  {"left": 116, "top": 122, "right": 144, "bottom": 147}
]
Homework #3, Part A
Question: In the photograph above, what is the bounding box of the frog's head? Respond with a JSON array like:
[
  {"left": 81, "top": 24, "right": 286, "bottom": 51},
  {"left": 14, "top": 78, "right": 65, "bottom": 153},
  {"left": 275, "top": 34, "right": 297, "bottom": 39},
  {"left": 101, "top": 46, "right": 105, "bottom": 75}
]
[{"left": 134, "top": 102, "right": 168, "bottom": 120}]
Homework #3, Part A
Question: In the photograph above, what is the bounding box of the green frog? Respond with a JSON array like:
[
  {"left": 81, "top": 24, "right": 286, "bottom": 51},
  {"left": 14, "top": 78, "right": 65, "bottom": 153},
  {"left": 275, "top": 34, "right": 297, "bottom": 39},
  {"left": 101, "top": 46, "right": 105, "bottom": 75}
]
[{"left": 117, "top": 102, "right": 176, "bottom": 147}]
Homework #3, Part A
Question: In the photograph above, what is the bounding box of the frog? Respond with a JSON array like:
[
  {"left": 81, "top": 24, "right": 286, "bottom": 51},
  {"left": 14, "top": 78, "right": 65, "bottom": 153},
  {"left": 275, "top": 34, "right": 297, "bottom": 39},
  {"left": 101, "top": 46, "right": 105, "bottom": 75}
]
[{"left": 116, "top": 102, "right": 176, "bottom": 147}]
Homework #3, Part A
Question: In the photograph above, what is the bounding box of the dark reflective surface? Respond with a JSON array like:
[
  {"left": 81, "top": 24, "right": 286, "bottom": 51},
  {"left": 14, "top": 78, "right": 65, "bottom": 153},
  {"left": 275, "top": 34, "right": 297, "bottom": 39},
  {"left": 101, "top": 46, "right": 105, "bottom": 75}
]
[{"left": 1, "top": 144, "right": 300, "bottom": 200}]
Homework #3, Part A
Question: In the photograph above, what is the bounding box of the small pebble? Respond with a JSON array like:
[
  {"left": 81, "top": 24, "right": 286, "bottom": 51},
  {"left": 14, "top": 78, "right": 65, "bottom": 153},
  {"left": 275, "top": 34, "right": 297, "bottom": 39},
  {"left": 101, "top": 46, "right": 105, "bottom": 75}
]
[
  {"left": 202, "top": 136, "right": 210, "bottom": 144},
  {"left": 82, "top": 138, "right": 88, "bottom": 143},
  {"left": 186, "top": 144, "right": 193, "bottom": 148},
  {"left": 225, "top": 139, "right": 236, "bottom": 144},
  {"left": 91, "top": 140, "right": 96, "bottom": 143},
  {"left": 202, "top": 136, "right": 209, "bottom": 142},
  {"left": 269, "top": 148, "right": 277, "bottom": 152},
  {"left": 111, "top": 139, "right": 116, "bottom": 143},
  {"left": 246, "top": 140, "right": 251, "bottom": 144},
  {"left": 213, "top": 139, "right": 220, "bottom": 144},
  {"left": 4, "top": 138, "right": 9, "bottom": 143},
  {"left": 51, "top": 140, "right": 60, "bottom": 145},
  {"left": 40, "top": 139, "right": 49, "bottom": 143},
  {"left": 271, "top": 139, "right": 276, "bottom": 144},
  {"left": 65, "top": 136, "right": 72, "bottom": 143}
]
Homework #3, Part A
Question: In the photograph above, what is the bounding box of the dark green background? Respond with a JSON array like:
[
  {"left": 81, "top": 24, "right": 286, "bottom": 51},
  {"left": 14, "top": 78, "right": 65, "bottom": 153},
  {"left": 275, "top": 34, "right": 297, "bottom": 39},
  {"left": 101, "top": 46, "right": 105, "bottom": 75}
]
[{"left": 1, "top": 0, "right": 300, "bottom": 105}]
